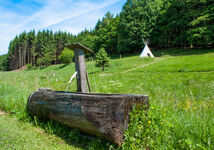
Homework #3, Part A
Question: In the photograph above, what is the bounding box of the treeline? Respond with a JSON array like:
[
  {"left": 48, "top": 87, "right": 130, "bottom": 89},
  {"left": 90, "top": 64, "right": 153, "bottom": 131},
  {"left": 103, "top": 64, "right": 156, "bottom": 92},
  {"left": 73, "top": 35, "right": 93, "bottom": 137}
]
[
  {"left": 5, "top": 30, "right": 74, "bottom": 70},
  {"left": 118, "top": 0, "right": 214, "bottom": 52},
  {"left": 1, "top": 0, "right": 214, "bottom": 71}
]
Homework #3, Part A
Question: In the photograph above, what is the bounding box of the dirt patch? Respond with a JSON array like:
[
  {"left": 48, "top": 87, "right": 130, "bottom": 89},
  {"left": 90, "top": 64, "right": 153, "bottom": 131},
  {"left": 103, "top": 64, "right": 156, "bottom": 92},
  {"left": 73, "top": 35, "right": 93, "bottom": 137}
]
[
  {"left": 0, "top": 109, "right": 6, "bottom": 115},
  {"left": 12, "top": 65, "right": 27, "bottom": 72},
  {"left": 34, "top": 128, "right": 45, "bottom": 135}
]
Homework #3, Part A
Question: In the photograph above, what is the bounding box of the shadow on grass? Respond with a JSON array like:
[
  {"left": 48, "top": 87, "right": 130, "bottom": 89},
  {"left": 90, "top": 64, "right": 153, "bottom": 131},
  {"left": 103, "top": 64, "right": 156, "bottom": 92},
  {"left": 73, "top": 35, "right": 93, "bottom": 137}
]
[
  {"left": 54, "top": 64, "right": 69, "bottom": 70},
  {"left": 39, "top": 66, "right": 48, "bottom": 70},
  {"left": 88, "top": 70, "right": 102, "bottom": 75},
  {"left": 109, "top": 48, "right": 214, "bottom": 60},
  {"left": 25, "top": 67, "right": 38, "bottom": 71},
  {"left": 26, "top": 115, "right": 115, "bottom": 150},
  {"left": 110, "top": 53, "right": 139, "bottom": 60},
  {"left": 153, "top": 48, "right": 214, "bottom": 57}
]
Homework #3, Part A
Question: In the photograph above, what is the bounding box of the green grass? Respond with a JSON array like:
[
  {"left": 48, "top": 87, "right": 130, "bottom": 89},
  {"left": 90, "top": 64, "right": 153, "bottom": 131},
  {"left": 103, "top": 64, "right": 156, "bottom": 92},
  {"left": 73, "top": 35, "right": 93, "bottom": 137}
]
[
  {"left": 0, "top": 114, "right": 80, "bottom": 150},
  {"left": 136, "top": 53, "right": 214, "bottom": 72},
  {"left": 0, "top": 49, "right": 214, "bottom": 149}
]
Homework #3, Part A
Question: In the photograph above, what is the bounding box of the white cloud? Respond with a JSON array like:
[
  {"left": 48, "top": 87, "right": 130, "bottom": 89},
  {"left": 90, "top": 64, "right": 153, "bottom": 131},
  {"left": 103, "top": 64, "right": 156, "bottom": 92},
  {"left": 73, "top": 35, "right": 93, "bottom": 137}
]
[{"left": 0, "top": 0, "right": 123, "bottom": 55}]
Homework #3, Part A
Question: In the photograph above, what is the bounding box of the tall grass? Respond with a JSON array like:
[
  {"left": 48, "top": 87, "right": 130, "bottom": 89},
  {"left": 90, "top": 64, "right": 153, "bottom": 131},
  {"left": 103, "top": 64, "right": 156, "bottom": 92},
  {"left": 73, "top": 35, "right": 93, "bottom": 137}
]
[{"left": 0, "top": 49, "right": 214, "bottom": 149}]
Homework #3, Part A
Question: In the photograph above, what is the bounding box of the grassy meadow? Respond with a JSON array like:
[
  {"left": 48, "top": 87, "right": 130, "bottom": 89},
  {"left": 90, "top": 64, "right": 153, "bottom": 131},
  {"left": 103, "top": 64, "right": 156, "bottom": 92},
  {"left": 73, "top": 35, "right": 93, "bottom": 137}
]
[{"left": 0, "top": 49, "right": 214, "bottom": 149}]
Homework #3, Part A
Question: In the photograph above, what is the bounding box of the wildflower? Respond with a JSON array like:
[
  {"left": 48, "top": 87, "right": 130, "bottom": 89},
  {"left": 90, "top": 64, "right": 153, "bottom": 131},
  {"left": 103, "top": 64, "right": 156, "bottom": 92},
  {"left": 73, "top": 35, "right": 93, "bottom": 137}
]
[
  {"left": 148, "top": 121, "right": 151, "bottom": 124},
  {"left": 138, "top": 126, "right": 142, "bottom": 130},
  {"left": 178, "top": 140, "right": 181, "bottom": 143},
  {"left": 163, "top": 113, "right": 166, "bottom": 116}
]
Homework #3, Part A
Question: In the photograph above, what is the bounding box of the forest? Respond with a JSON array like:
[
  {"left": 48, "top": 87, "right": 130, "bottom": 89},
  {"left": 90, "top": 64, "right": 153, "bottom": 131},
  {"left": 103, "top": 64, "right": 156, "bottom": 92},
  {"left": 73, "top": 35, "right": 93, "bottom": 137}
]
[{"left": 0, "top": 0, "right": 213, "bottom": 71}]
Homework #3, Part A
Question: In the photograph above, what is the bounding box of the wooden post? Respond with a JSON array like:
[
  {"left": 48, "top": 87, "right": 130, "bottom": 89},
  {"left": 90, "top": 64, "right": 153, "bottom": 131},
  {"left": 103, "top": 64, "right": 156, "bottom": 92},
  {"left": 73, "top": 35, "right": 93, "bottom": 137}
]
[
  {"left": 86, "top": 71, "right": 91, "bottom": 93},
  {"left": 65, "top": 43, "right": 93, "bottom": 93},
  {"left": 74, "top": 48, "right": 88, "bottom": 93}
]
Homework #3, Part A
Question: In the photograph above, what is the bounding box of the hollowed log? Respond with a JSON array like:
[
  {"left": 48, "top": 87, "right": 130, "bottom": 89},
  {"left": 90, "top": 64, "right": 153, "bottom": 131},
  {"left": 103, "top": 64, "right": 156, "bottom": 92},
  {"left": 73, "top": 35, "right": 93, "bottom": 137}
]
[{"left": 27, "top": 89, "right": 149, "bottom": 145}]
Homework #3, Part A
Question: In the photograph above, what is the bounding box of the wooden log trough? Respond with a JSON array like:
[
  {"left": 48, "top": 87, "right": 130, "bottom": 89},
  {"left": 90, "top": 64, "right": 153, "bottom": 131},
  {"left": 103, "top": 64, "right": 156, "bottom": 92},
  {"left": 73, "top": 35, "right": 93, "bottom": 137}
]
[{"left": 27, "top": 89, "right": 149, "bottom": 145}]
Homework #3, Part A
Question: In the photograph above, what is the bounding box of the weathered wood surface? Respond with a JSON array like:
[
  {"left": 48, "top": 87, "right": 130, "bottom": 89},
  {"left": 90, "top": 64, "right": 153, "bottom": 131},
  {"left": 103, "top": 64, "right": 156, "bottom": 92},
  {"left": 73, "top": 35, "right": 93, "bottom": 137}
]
[
  {"left": 86, "top": 71, "right": 91, "bottom": 92},
  {"left": 27, "top": 90, "right": 149, "bottom": 145},
  {"left": 65, "top": 43, "right": 93, "bottom": 54},
  {"left": 74, "top": 48, "right": 88, "bottom": 93}
]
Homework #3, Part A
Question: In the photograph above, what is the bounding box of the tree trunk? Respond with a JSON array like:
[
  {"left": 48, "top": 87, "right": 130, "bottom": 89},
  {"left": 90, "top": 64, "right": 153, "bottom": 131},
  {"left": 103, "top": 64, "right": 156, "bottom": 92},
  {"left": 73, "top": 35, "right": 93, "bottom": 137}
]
[
  {"left": 27, "top": 47, "right": 30, "bottom": 64},
  {"left": 27, "top": 89, "right": 149, "bottom": 145},
  {"left": 55, "top": 49, "right": 57, "bottom": 64},
  {"left": 19, "top": 47, "right": 21, "bottom": 69},
  {"left": 24, "top": 44, "right": 26, "bottom": 66}
]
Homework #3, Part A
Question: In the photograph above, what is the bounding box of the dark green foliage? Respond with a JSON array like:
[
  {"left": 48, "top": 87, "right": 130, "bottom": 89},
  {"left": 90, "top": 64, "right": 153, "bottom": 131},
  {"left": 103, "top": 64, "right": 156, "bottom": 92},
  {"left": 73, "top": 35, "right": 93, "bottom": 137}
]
[
  {"left": 6, "top": 30, "right": 74, "bottom": 70},
  {"left": 95, "top": 48, "right": 110, "bottom": 71},
  {"left": 58, "top": 47, "right": 74, "bottom": 64},
  {"left": 36, "top": 52, "right": 55, "bottom": 67},
  {"left": 186, "top": 0, "right": 214, "bottom": 46},
  {"left": 0, "top": 54, "right": 8, "bottom": 71},
  {"left": 74, "top": 30, "right": 95, "bottom": 51},
  {"left": 26, "top": 64, "right": 32, "bottom": 70},
  {"left": 118, "top": 0, "right": 163, "bottom": 53},
  {"left": 35, "top": 30, "right": 56, "bottom": 67},
  {"left": 94, "top": 12, "right": 120, "bottom": 54},
  {"left": 151, "top": 0, "right": 214, "bottom": 48},
  {"left": 54, "top": 31, "right": 70, "bottom": 64}
]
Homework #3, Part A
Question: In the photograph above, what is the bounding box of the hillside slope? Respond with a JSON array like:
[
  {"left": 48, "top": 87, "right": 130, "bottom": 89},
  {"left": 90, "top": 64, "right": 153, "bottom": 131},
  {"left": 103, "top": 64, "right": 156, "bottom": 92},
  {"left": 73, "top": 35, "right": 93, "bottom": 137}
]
[{"left": 0, "top": 49, "right": 214, "bottom": 149}]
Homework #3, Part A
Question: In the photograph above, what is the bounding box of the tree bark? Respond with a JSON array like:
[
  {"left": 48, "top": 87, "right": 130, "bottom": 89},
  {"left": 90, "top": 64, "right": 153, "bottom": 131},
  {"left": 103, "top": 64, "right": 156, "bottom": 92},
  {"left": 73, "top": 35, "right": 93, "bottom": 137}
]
[
  {"left": 27, "top": 89, "right": 149, "bottom": 145},
  {"left": 19, "top": 47, "right": 21, "bottom": 69}
]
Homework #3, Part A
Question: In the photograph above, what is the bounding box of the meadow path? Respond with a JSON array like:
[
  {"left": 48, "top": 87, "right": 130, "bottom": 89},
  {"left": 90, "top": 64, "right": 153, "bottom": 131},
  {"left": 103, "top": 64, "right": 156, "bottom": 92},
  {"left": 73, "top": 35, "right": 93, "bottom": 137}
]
[
  {"left": 100, "top": 57, "right": 167, "bottom": 76},
  {"left": 122, "top": 57, "right": 167, "bottom": 73}
]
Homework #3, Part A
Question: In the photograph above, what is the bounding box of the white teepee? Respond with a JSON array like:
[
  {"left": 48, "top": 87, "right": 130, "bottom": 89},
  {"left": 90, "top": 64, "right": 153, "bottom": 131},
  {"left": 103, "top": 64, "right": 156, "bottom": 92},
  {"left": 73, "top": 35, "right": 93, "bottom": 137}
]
[{"left": 140, "top": 40, "right": 154, "bottom": 58}]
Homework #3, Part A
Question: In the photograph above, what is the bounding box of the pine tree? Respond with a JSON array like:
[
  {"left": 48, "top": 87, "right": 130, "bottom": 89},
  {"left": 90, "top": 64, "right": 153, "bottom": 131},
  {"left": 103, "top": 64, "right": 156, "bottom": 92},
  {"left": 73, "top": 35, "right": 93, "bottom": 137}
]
[
  {"left": 94, "top": 12, "right": 119, "bottom": 54},
  {"left": 95, "top": 47, "right": 110, "bottom": 71}
]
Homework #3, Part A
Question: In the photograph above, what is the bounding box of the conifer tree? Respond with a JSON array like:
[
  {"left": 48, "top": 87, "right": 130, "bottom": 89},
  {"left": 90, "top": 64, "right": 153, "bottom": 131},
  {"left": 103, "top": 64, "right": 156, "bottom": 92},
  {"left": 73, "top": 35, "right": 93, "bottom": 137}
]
[{"left": 95, "top": 47, "right": 110, "bottom": 71}]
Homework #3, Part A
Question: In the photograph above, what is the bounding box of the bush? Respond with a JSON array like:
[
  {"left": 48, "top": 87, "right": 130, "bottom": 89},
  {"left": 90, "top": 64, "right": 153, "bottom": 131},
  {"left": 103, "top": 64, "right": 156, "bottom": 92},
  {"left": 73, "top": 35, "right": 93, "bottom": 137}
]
[
  {"left": 26, "top": 64, "right": 32, "bottom": 70},
  {"left": 58, "top": 48, "right": 74, "bottom": 64}
]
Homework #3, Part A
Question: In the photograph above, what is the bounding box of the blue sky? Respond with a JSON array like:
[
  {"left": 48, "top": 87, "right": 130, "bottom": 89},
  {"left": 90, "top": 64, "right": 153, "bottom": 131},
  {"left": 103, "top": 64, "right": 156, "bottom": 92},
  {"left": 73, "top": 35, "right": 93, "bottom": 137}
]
[{"left": 0, "top": 0, "right": 125, "bottom": 55}]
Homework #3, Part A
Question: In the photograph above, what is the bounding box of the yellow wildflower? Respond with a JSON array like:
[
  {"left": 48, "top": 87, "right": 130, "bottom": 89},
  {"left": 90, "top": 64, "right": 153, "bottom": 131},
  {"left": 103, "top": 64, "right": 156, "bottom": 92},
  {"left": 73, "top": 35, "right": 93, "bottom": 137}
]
[
  {"left": 148, "top": 121, "right": 151, "bottom": 124},
  {"left": 163, "top": 113, "right": 166, "bottom": 116},
  {"left": 138, "top": 126, "right": 142, "bottom": 130}
]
